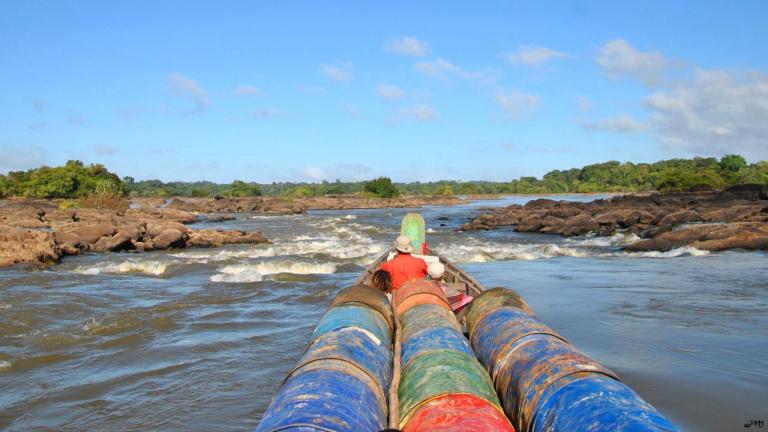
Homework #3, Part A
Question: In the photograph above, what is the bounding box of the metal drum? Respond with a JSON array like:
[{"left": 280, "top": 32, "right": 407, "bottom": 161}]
[
  {"left": 256, "top": 365, "right": 387, "bottom": 432},
  {"left": 311, "top": 304, "right": 391, "bottom": 347},
  {"left": 466, "top": 288, "right": 534, "bottom": 333},
  {"left": 330, "top": 285, "right": 394, "bottom": 331},
  {"left": 398, "top": 349, "right": 501, "bottom": 427},
  {"left": 400, "top": 304, "right": 462, "bottom": 343},
  {"left": 492, "top": 334, "right": 618, "bottom": 432},
  {"left": 394, "top": 279, "right": 451, "bottom": 316},
  {"left": 401, "top": 325, "right": 474, "bottom": 369},
  {"left": 299, "top": 327, "right": 392, "bottom": 398},
  {"left": 401, "top": 393, "right": 516, "bottom": 432},
  {"left": 470, "top": 307, "right": 565, "bottom": 380},
  {"left": 531, "top": 374, "right": 679, "bottom": 431}
]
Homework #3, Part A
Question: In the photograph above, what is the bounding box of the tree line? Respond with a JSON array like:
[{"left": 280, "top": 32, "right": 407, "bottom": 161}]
[{"left": 1, "top": 155, "right": 767, "bottom": 200}]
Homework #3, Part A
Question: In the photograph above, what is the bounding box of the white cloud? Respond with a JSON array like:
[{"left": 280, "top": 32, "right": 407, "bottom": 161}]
[
  {"left": 299, "top": 163, "right": 373, "bottom": 181},
  {"left": 169, "top": 72, "right": 208, "bottom": 114},
  {"left": 644, "top": 69, "right": 768, "bottom": 159},
  {"left": 385, "top": 36, "right": 428, "bottom": 56},
  {"left": 495, "top": 88, "right": 540, "bottom": 119},
  {"left": 321, "top": 63, "right": 354, "bottom": 83},
  {"left": 340, "top": 102, "right": 361, "bottom": 117},
  {"left": 580, "top": 115, "right": 647, "bottom": 133},
  {"left": 234, "top": 85, "right": 263, "bottom": 96},
  {"left": 393, "top": 104, "right": 437, "bottom": 123},
  {"left": 504, "top": 46, "right": 570, "bottom": 66},
  {"left": 414, "top": 58, "right": 499, "bottom": 85},
  {"left": 596, "top": 39, "right": 668, "bottom": 87},
  {"left": 0, "top": 145, "right": 48, "bottom": 173},
  {"left": 376, "top": 83, "right": 405, "bottom": 101}
]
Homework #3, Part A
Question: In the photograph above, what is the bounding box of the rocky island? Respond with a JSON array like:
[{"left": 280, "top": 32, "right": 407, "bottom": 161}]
[{"left": 460, "top": 184, "right": 768, "bottom": 252}]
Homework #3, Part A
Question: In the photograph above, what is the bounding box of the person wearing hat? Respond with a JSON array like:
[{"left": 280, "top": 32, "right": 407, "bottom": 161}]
[
  {"left": 427, "top": 261, "right": 473, "bottom": 313},
  {"left": 379, "top": 235, "right": 428, "bottom": 290}
]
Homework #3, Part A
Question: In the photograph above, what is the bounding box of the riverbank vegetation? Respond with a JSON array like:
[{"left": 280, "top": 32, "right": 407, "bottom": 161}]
[{"left": 2, "top": 155, "right": 767, "bottom": 200}]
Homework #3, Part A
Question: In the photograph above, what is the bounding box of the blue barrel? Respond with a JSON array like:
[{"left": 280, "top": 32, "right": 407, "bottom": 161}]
[
  {"left": 299, "top": 327, "right": 392, "bottom": 397},
  {"left": 532, "top": 374, "right": 679, "bottom": 431},
  {"left": 312, "top": 304, "right": 391, "bottom": 347},
  {"left": 256, "top": 366, "right": 387, "bottom": 432},
  {"left": 471, "top": 307, "right": 565, "bottom": 380},
  {"left": 400, "top": 304, "right": 462, "bottom": 342},
  {"left": 401, "top": 325, "right": 474, "bottom": 368}
]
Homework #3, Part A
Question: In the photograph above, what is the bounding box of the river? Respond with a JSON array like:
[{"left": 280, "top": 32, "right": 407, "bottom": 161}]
[{"left": 1, "top": 196, "right": 766, "bottom": 431}]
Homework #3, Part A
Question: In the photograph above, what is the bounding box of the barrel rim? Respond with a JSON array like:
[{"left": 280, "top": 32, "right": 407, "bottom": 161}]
[
  {"left": 284, "top": 357, "right": 389, "bottom": 413},
  {"left": 489, "top": 331, "right": 570, "bottom": 383},
  {"left": 327, "top": 300, "right": 394, "bottom": 330},
  {"left": 396, "top": 293, "right": 452, "bottom": 316},
  {"left": 399, "top": 391, "right": 507, "bottom": 429}
]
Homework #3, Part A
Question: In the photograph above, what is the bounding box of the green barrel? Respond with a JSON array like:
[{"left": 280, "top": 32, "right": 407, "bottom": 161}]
[
  {"left": 400, "top": 304, "right": 462, "bottom": 343},
  {"left": 466, "top": 287, "right": 534, "bottom": 333},
  {"left": 398, "top": 349, "right": 501, "bottom": 426},
  {"left": 330, "top": 284, "right": 394, "bottom": 331}
]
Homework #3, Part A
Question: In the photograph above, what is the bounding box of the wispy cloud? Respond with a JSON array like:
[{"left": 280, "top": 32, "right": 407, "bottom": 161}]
[
  {"left": 376, "top": 83, "right": 405, "bottom": 101},
  {"left": 414, "top": 58, "right": 499, "bottom": 85},
  {"left": 299, "top": 163, "right": 373, "bottom": 181},
  {"left": 644, "top": 69, "right": 768, "bottom": 158},
  {"left": 495, "top": 88, "right": 540, "bottom": 119},
  {"left": 321, "top": 63, "right": 354, "bottom": 83},
  {"left": 596, "top": 39, "right": 669, "bottom": 87},
  {"left": 385, "top": 36, "right": 429, "bottom": 56},
  {"left": 504, "top": 46, "right": 570, "bottom": 67},
  {"left": 392, "top": 104, "right": 437, "bottom": 123},
  {"left": 233, "top": 85, "right": 263, "bottom": 96},
  {"left": 169, "top": 72, "right": 208, "bottom": 114},
  {"left": 0, "top": 145, "right": 48, "bottom": 172},
  {"left": 580, "top": 114, "right": 647, "bottom": 133}
]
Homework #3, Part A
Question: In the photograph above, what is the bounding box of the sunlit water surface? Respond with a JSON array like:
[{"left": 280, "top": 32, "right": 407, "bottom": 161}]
[{"left": 1, "top": 196, "right": 766, "bottom": 431}]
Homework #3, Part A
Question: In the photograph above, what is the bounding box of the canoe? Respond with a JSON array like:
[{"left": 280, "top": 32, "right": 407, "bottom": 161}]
[{"left": 257, "top": 217, "right": 678, "bottom": 432}]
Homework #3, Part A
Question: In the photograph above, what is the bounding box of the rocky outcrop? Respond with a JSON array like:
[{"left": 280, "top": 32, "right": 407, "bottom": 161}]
[
  {"left": 460, "top": 186, "right": 768, "bottom": 252},
  {"left": 0, "top": 225, "right": 59, "bottom": 267}
]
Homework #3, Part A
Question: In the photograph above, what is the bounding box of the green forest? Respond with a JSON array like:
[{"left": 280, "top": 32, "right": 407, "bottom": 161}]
[{"left": 1, "top": 155, "right": 767, "bottom": 200}]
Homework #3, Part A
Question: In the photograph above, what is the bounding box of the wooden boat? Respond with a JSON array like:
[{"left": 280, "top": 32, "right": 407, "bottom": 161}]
[{"left": 257, "top": 215, "right": 678, "bottom": 432}]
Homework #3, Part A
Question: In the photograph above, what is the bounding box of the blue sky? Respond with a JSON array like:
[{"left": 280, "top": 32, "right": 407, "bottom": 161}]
[{"left": 1, "top": 1, "right": 767, "bottom": 182}]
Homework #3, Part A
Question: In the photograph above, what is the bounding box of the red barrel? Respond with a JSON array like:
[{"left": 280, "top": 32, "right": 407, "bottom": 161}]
[
  {"left": 402, "top": 393, "right": 515, "bottom": 432},
  {"left": 394, "top": 279, "right": 450, "bottom": 316}
]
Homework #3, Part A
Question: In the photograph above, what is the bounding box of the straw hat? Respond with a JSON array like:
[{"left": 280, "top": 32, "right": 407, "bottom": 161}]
[
  {"left": 428, "top": 262, "right": 445, "bottom": 280},
  {"left": 394, "top": 235, "right": 414, "bottom": 253}
]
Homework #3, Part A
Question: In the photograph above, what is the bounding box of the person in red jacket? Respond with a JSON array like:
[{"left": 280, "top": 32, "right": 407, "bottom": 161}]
[{"left": 380, "top": 235, "right": 428, "bottom": 290}]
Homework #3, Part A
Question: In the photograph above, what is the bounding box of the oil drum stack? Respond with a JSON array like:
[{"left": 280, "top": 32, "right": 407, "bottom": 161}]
[
  {"left": 467, "top": 288, "right": 679, "bottom": 432},
  {"left": 394, "top": 280, "right": 516, "bottom": 432},
  {"left": 255, "top": 285, "right": 394, "bottom": 432}
]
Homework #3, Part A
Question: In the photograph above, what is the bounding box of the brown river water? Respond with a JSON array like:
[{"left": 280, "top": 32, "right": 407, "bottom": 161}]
[{"left": 1, "top": 196, "right": 766, "bottom": 431}]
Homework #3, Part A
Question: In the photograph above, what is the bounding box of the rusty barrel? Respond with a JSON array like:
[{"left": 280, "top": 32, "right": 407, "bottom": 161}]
[
  {"left": 397, "top": 349, "right": 502, "bottom": 427},
  {"left": 466, "top": 287, "right": 534, "bottom": 333},
  {"left": 298, "top": 326, "right": 392, "bottom": 399},
  {"left": 393, "top": 279, "right": 451, "bottom": 316},
  {"left": 311, "top": 304, "right": 391, "bottom": 347},
  {"left": 402, "top": 393, "right": 516, "bottom": 432},
  {"left": 468, "top": 302, "right": 678, "bottom": 432},
  {"left": 532, "top": 373, "right": 679, "bottom": 431},
  {"left": 330, "top": 284, "right": 394, "bottom": 331},
  {"left": 400, "top": 304, "right": 462, "bottom": 343},
  {"left": 471, "top": 307, "right": 566, "bottom": 381},
  {"left": 401, "top": 325, "right": 474, "bottom": 368},
  {"left": 256, "top": 359, "right": 387, "bottom": 432}
]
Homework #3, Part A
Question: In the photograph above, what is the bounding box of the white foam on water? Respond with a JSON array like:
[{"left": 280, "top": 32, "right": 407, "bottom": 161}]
[
  {"left": 440, "top": 241, "right": 592, "bottom": 263},
  {"left": 73, "top": 260, "right": 169, "bottom": 276},
  {"left": 209, "top": 261, "right": 338, "bottom": 283},
  {"left": 566, "top": 232, "right": 642, "bottom": 247},
  {"left": 624, "top": 246, "right": 710, "bottom": 258},
  {"left": 0, "top": 303, "right": 11, "bottom": 310},
  {"left": 343, "top": 215, "right": 357, "bottom": 220},
  {"left": 0, "top": 360, "right": 11, "bottom": 370}
]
